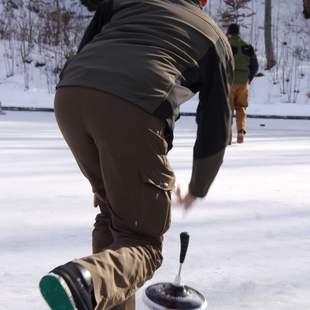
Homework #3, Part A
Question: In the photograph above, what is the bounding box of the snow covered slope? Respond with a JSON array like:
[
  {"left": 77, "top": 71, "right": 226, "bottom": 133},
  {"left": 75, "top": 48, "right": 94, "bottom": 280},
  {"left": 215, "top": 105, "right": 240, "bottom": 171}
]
[
  {"left": 0, "top": 0, "right": 309, "bottom": 110},
  {"left": 1, "top": 111, "right": 310, "bottom": 309}
]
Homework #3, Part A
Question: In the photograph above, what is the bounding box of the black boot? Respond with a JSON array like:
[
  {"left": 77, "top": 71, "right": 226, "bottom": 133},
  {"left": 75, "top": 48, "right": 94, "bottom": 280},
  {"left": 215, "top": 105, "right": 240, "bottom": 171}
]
[{"left": 39, "top": 262, "right": 95, "bottom": 310}]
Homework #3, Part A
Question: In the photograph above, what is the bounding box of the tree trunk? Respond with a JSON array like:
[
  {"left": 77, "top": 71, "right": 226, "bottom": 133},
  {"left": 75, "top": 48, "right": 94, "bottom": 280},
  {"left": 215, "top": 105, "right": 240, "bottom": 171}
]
[
  {"left": 304, "top": 0, "right": 310, "bottom": 18},
  {"left": 264, "top": 0, "right": 276, "bottom": 69},
  {"left": 55, "top": 0, "right": 61, "bottom": 46}
]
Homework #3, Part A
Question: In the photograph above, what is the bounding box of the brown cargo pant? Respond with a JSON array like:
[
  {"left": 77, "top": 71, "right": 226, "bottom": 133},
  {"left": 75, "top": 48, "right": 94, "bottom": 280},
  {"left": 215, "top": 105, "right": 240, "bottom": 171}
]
[
  {"left": 54, "top": 87, "right": 175, "bottom": 310},
  {"left": 229, "top": 83, "right": 249, "bottom": 133}
]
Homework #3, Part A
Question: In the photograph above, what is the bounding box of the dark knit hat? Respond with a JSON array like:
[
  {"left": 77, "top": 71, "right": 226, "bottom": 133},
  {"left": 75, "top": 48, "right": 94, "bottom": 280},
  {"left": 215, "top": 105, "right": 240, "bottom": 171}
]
[{"left": 227, "top": 23, "right": 240, "bottom": 35}]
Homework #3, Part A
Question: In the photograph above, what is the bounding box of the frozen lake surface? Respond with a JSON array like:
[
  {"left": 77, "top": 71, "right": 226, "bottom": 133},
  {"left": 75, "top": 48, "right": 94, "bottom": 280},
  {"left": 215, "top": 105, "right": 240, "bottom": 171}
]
[{"left": 1, "top": 111, "right": 310, "bottom": 309}]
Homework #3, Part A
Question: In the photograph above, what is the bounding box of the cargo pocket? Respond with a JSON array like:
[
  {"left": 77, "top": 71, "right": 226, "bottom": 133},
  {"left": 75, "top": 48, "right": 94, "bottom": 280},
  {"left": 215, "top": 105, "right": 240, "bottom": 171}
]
[{"left": 136, "top": 169, "right": 175, "bottom": 237}]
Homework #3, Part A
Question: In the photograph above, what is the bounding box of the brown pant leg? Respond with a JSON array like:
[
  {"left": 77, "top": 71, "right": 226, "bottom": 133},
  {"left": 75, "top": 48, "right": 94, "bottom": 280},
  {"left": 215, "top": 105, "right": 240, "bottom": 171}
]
[
  {"left": 55, "top": 88, "right": 130, "bottom": 308},
  {"left": 235, "top": 106, "right": 247, "bottom": 133},
  {"left": 228, "top": 86, "right": 236, "bottom": 143},
  {"left": 233, "top": 83, "right": 248, "bottom": 133},
  {"left": 93, "top": 204, "right": 136, "bottom": 310},
  {"left": 111, "top": 296, "right": 135, "bottom": 310},
  {"left": 77, "top": 240, "right": 161, "bottom": 310},
  {"left": 229, "top": 84, "right": 236, "bottom": 115},
  {"left": 54, "top": 87, "right": 174, "bottom": 310},
  {"left": 93, "top": 205, "right": 114, "bottom": 254}
]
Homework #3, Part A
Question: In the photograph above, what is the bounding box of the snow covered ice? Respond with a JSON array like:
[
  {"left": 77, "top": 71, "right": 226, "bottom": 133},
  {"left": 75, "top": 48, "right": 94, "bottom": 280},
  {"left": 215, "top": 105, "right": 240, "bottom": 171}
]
[
  {"left": 1, "top": 111, "right": 310, "bottom": 309},
  {"left": 0, "top": 0, "right": 309, "bottom": 308}
]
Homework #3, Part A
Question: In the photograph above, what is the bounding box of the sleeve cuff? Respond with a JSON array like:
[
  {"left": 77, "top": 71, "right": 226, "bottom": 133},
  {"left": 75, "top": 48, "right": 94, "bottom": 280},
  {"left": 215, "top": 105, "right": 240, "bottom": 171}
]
[{"left": 189, "top": 149, "right": 225, "bottom": 198}]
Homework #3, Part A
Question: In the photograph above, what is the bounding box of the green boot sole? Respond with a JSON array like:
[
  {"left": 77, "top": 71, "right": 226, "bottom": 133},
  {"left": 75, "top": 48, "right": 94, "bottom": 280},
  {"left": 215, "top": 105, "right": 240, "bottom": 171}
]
[{"left": 39, "top": 273, "right": 76, "bottom": 310}]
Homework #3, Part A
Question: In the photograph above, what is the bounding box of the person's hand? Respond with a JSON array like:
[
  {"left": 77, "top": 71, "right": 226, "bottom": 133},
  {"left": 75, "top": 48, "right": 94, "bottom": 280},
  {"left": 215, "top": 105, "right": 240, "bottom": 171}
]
[{"left": 175, "top": 186, "right": 197, "bottom": 211}]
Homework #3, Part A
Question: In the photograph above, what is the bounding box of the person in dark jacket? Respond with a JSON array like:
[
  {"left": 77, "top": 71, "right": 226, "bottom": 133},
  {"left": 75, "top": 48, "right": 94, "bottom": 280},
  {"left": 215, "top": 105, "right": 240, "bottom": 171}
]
[
  {"left": 227, "top": 23, "right": 258, "bottom": 144},
  {"left": 39, "top": 1, "right": 233, "bottom": 309}
]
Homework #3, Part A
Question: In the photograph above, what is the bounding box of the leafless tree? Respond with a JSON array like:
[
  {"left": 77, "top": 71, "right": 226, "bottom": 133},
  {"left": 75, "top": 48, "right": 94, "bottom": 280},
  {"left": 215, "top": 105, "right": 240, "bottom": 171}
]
[
  {"left": 303, "top": 0, "right": 310, "bottom": 18},
  {"left": 264, "top": 0, "right": 276, "bottom": 69},
  {"left": 18, "top": 2, "right": 34, "bottom": 90},
  {"left": 0, "top": 0, "right": 89, "bottom": 90},
  {"left": 221, "top": 0, "right": 254, "bottom": 26},
  {"left": 0, "top": 2, "right": 16, "bottom": 77}
]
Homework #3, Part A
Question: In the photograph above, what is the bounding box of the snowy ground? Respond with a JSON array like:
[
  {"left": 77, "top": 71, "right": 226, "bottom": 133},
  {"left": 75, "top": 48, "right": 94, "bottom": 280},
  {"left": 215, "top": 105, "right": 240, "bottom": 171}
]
[{"left": 1, "top": 111, "right": 310, "bottom": 310}]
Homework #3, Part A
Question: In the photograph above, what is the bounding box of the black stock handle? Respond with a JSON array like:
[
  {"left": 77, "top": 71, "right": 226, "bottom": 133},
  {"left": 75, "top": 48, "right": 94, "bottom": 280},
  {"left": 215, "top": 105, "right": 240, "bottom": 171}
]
[{"left": 179, "top": 232, "right": 190, "bottom": 264}]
